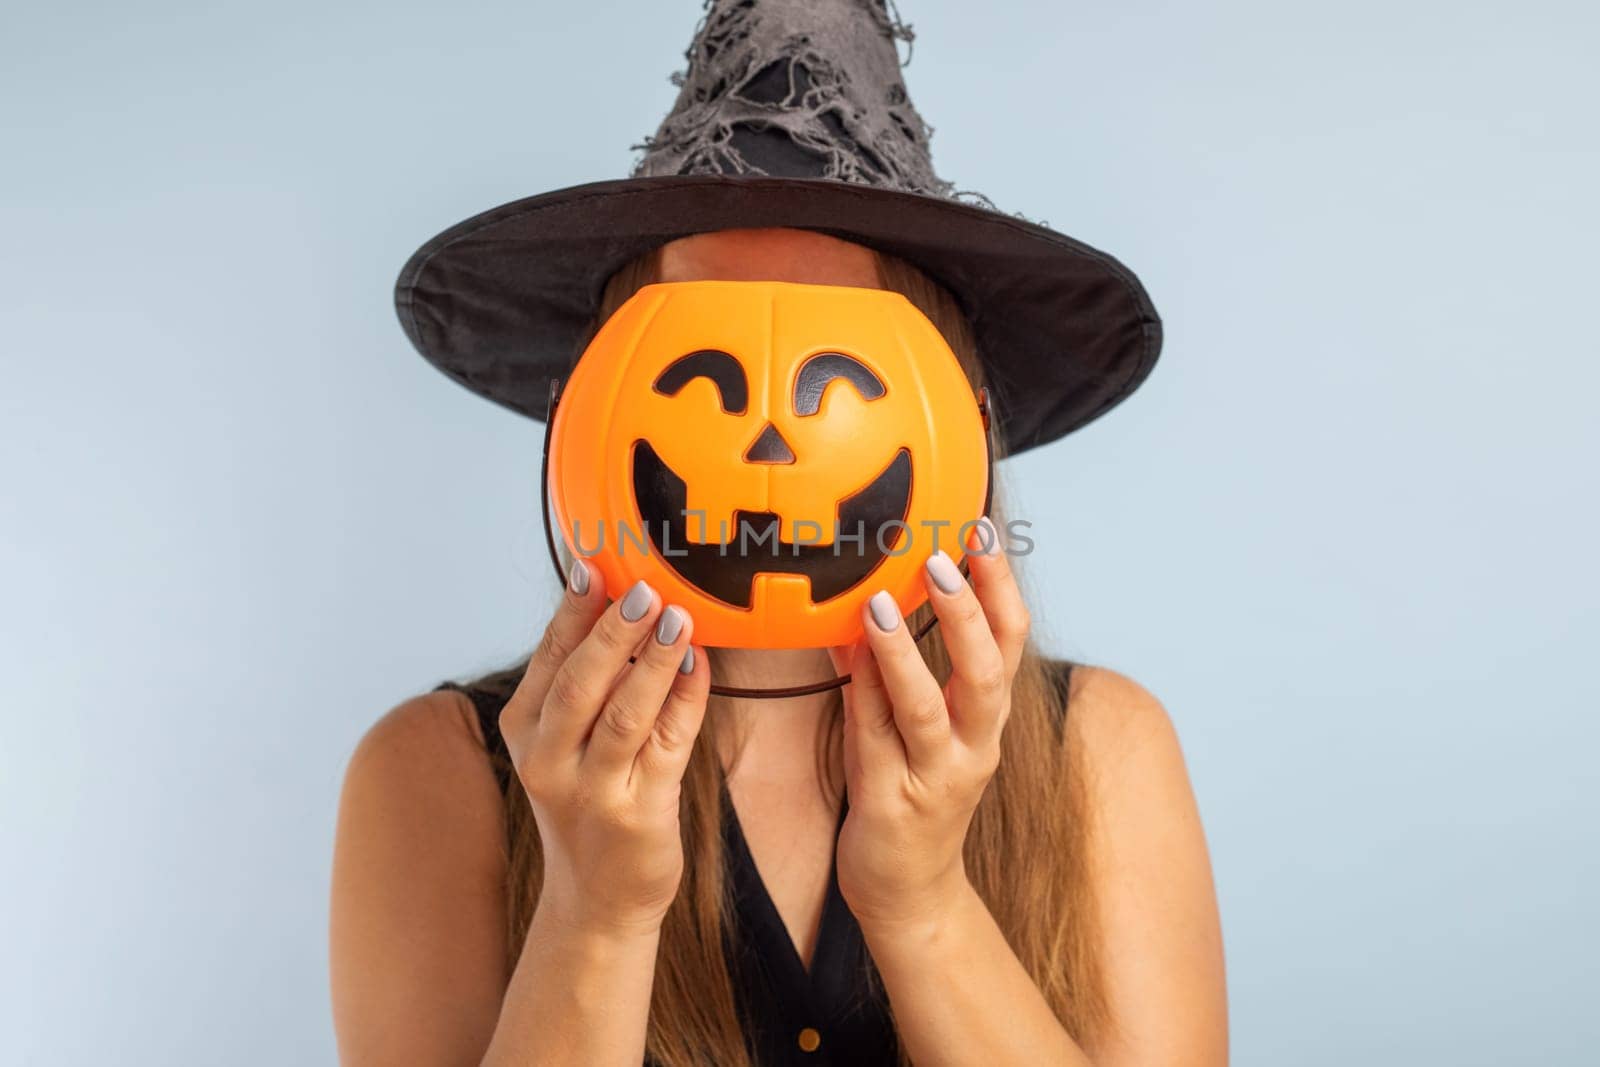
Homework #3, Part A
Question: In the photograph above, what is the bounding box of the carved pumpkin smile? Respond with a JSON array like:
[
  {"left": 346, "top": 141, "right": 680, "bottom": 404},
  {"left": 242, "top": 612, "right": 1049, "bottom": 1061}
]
[
  {"left": 548, "top": 279, "right": 989, "bottom": 648},
  {"left": 632, "top": 440, "right": 912, "bottom": 609}
]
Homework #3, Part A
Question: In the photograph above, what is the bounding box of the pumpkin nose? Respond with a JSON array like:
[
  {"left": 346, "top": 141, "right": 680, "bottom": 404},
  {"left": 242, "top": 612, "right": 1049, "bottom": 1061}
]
[{"left": 743, "top": 422, "right": 796, "bottom": 464}]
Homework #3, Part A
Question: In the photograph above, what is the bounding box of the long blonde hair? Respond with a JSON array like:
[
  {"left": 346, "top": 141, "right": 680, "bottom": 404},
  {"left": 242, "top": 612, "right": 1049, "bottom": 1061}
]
[{"left": 465, "top": 246, "right": 1107, "bottom": 1065}]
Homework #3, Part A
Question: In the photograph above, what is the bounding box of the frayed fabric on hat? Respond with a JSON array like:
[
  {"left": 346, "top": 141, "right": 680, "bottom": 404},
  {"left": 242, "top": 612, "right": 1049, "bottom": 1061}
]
[{"left": 635, "top": 0, "right": 957, "bottom": 197}]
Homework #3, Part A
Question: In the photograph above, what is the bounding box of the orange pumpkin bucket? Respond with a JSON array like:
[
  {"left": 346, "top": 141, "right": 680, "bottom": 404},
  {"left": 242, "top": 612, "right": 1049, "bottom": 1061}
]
[{"left": 546, "top": 280, "right": 990, "bottom": 648}]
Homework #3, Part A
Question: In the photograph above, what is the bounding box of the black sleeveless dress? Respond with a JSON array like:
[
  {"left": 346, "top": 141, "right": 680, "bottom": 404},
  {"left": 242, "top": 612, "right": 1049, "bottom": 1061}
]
[{"left": 439, "top": 659, "right": 1072, "bottom": 1066}]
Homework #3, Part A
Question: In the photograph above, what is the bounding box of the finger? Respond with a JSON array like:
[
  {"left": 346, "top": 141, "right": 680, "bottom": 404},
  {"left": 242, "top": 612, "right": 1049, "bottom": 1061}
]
[
  {"left": 923, "top": 549, "right": 1010, "bottom": 742},
  {"left": 502, "top": 557, "right": 608, "bottom": 737},
  {"left": 634, "top": 639, "right": 710, "bottom": 803},
  {"left": 861, "top": 589, "right": 951, "bottom": 769},
  {"left": 964, "top": 517, "right": 1030, "bottom": 679},
  {"left": 541, "top": 578, "right": 662, "bottom": 753},
  {"left": 837, "top": 638, "right": 906, "bottom": 790},
  {"left": 585, "top": 602, "right": 696, "bottom": 779}
]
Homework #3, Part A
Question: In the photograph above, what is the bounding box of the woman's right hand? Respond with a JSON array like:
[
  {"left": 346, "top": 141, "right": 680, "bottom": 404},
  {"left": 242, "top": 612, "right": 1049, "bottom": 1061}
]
[{"left": 499, "top": 559, "right": 709, "bottom": 937}]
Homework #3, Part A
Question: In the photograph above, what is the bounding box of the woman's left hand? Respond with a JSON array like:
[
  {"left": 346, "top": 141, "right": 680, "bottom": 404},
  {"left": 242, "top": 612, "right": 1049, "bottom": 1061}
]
[{"left": 827, "top": 517, "right": 1028, "bottom": 933}]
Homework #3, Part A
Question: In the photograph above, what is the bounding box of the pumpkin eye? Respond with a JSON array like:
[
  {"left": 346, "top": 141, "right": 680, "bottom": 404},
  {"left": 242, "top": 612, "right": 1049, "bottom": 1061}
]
[
  {"left": 793, "top": 353, "right": 886, "bottom": 416},
  {"left": 654, "top": 350, "right": 749, "bottom": 415}
]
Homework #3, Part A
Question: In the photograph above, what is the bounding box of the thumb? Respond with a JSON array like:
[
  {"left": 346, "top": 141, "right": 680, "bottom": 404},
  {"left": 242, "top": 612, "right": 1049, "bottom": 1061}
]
[
  {"left": 838, "top": 639, "right": 905, "bottom": 790},
  {"left": 826, "top": 644, "right": 853, "bottom": 689}
]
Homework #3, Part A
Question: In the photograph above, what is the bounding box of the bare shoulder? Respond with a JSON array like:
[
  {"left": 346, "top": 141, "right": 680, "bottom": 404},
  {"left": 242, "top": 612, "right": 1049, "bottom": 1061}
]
[
  {"left": 1060, "top": 665, "right": 1229, "bottom": 1066},
  {"left": 1061, "top": 663, "right": 1205, "bottom": 870},
  {"left": 335, "top": 686, "right": 507, "bottom": 896},
  {"left": 331, "top": 690, "right": 510, "bottom": 1063},
  {"left": 344, "top": 688, "right": 496, "bottom": 801},
  {"left": 1064, "top": 664, "right": 1186, "bottom": 772}
]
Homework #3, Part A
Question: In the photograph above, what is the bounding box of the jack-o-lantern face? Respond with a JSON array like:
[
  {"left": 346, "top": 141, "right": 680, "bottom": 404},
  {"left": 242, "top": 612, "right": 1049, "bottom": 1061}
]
[{"left": 548, "top": 280, "right": 989, "bottom": 648}]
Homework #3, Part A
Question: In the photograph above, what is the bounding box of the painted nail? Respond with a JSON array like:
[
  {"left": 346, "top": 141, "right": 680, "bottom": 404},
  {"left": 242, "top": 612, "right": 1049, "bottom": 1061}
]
[
  {"left": 974, "top": 516, "right": 1003, "bottom": 557},
  {"left": 568, "top": 557, "right": 591, "bottom": 596},
  {"left": 868, "top": 590, "right": 901, "bottom": 633},
  {"left": 620, "top": 579, "right": 653, "bottom": 622},
  {"left": 655, "top": 605, "right": 685, "bottom": 645},
  {"left": 679, "top": 647, "right": 695, "bottom": 675},
  {"left": 925, "top": 549, "right": 963, "bottom": 594}
]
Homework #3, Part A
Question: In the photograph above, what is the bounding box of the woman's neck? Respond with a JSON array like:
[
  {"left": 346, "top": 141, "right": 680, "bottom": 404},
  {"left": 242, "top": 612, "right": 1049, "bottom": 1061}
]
[{"left": 711, "top": 646, "right": 841, "bottom": 789}]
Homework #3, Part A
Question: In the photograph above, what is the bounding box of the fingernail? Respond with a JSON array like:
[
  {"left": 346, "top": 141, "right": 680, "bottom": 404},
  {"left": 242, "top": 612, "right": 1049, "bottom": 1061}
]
[
  {"left": 620, "top": 579, "right": 653, "bottom": 622},
  {"left": 679, "top": 647, "right": 695, "bottom": 675},
  {"left": 925, "top": 549, "right": 963, "bottom": 594},
  {"left": 868, "top": 590, "right": 901, "bottom": 633},
  {"left": 655, "top": 605, "right": 684, "bottom": 645},
  {"left": 974, "top": 516, "right": 1002, "bottom": 557},
  {"left": 568, "top": 557, "right": 591, "bottom": 595}
]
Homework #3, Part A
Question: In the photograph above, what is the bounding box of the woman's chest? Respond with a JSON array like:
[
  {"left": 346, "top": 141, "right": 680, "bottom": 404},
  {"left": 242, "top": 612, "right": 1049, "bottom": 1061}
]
[
  {"left": 717, "top": 782, "right": 901, "bottom": 1066},
  {"left": 724, "top": 780, "right": 839, "bottom": 970}
]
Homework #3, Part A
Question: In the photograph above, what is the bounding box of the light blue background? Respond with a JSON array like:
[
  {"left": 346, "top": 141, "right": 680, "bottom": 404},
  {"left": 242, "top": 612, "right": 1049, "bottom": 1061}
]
[{"left": 3, "top": 1, "right": 1595, "bottom": 1063}]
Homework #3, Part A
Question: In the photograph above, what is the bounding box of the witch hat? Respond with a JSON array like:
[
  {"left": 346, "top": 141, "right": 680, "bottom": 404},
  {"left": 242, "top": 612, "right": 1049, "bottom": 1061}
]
[{"left": 394, "top": 0, "right": 1162, "bottom": 455}]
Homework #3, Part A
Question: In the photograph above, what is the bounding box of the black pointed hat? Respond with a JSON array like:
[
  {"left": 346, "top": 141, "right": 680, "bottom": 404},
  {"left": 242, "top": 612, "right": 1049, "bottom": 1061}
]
[{"left": 394, "top": 0, "right": 1162, "bottom": 454}]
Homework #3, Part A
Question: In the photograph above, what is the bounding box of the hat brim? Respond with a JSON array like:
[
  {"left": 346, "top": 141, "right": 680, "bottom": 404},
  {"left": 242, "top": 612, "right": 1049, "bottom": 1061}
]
[{"left": 395, "top": 174, "right": 1161, "bottom": 455}]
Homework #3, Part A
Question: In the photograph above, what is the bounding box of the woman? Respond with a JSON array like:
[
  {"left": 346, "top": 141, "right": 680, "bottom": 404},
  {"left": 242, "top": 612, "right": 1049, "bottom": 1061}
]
[{"left": 333, "top": 5, "right": 1225, "bottom": 1065}]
